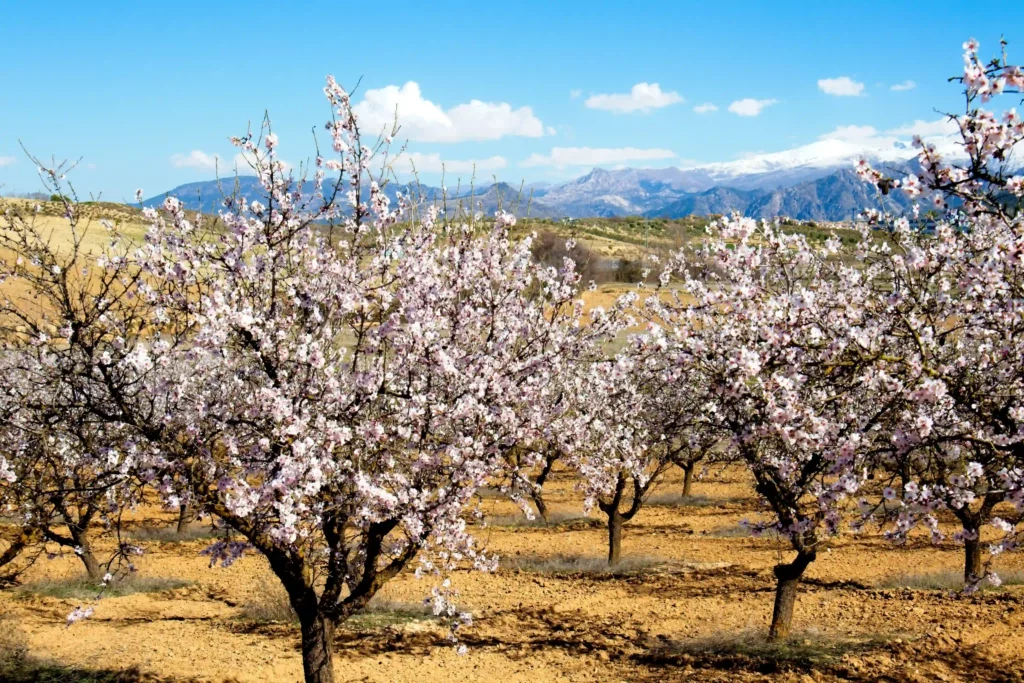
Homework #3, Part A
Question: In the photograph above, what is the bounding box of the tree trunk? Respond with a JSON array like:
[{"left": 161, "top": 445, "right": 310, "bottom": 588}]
[
  {"left": 964, "top": 533, "right": 983, "bottom": 584},
  {"left": 69, "top": 525, "right": 102, "bottom": 581},
  {"left": 682, "top": 463, "right": 695, "bottom": 498},
  {"left": 298, "top": 610, "right": 336, "bottom": 683},
  {"left": 768, "top": 552, "right": 814, "bottom": 640},
  {"left": 898, "top": 461, "right": 912, "bottom": 497},
  {"left": 176, "top": 504, "right": 191, "bottom": 535},
  {"left": 531, "top": 453, "right": 557, "bottom": 523},
  {"left": 77, "top": 541, "right": 102, "bottom": 581},
  {"left": 532, "top": 493, "right": 549, "bottom": 523},
  {"left": 607, "top": 511, "right": 623, "bottom": 566}
]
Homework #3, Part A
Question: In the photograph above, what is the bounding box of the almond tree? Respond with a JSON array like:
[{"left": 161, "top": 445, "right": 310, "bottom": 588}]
[
  {"left": 857, "top": 38, "right": 1024, "bottom": 585},
  {"left": 646, "top": 217, "right": 899, "bottom": 639},
  {"left": 567, "top": 326, "right": 719, "bottom": 565},
  {"left": 0, "top": 189, "right": 165, "bottom": 584},
  {"left": 0, "top": 78, "right": 626, "bottom": 683}
]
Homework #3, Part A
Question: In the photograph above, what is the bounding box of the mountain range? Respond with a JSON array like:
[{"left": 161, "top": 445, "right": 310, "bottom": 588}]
[{"left": 143, "top": 139, "right": 946, "bottom": 222}]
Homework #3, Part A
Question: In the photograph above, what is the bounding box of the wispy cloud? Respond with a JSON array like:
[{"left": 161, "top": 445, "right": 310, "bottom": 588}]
[
  {"left": 817, "top": 118, "right": 959, "bottom": 145},
  {"left": 817, "top": 76, "right": 865, "bottom": 96},
  {"left": 521, "top": 146, "right": 675, "bottom": 168},
  {"left": 693, "top": 103, "right": 718, "bottom": 114},
  {"left": 728, "top": 98, "right": 777, "bottom": 117},
  {"left": 391, "top": 152, "right": 508, "bottom": 175},
  {"left": 0, "top": 156, "right": 16, "bottom": 167},
  {"left": 885, "top": 118, "right": 958, "bottom": 137},
  {"left": 569, "top": 89, "right": 582, "bottom": 99},
  {"left": 818, "top": 124, "right": 879, "bottom": 143},
  {"left": 353, "top": 82, "right": 543, "bottom": 143},
  {"left": 890, "top": 80, "right": 917, "bottom": 91},
  {"left": 170, "top": 150, "right": 221, "bottom": 170},
  {"left": 584, "top": 83, "right": 683, "bottom": 114}
]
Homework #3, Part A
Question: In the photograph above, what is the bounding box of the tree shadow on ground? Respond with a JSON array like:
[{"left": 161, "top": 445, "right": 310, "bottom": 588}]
[
  {"left": 0, "top": 654, "right": 218, "bottom": 683},
  {"left": 634, "top": 630, "right": 1024, "bottom": 682}
]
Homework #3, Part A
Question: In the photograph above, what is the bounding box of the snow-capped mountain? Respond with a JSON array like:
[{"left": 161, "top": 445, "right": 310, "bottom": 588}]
[
  {"left": 145, "top": 134, "right": 969, "bottom": 222},
  {"left": 678, "top": 138, "right": 949, "bottom": 190}
]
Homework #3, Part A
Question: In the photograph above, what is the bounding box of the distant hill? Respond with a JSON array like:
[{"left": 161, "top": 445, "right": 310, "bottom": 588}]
[
  {"left": 144, "top": 141, "right": 943, "bottom": 222},
  {"left": 647, "top": 168, "right": 913, "bottom": 221},
  {"left": 142, "top": 177, "right": 456, "bottom": 213}
]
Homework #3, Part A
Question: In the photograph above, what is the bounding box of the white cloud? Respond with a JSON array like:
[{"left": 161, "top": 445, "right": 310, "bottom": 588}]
[
  {"left": 818, "top": 125, "right": 879, "bottom": 144},
  {"left": 584, "top": 83, "right": 683, "bottom": 113},
  {"left": 0, "top": 156, "right": 16, "bottom": 167},
  {"left": 521, "top": 146, "right": 676, "bottom": 168},
  {"left": 170, "top": 150, "right": 221, "bottom": 170},
  {"left": 693, "top": 103, "right": 718, "bottom": 114},
  {"left": 545, "top": 126, "right": 557, "bottom": 136},
  {"left": 814, "top": 118, "right": 961, "bottom": 155},
  {"left": 886, "top": 118, "right": 958, "bottom": 138},
  {"left": 570, "top": 89, "right": 582, "bottom": 99},
  {"left": 392, "top": 152, "right": 508, "bottom": 175},
  {"left": 728, "top": 98, "right": 778, "bottom": 117},
  {"left": 817, "top": 76, "right": 865, "bottom": 97},
  {"left": 353, "top": 82, "right": 544, "bottom": 143},
  {"left": 891, "top": 80, "right": 917, "bottom": 91},
  {"left": 171, "top": 149, "right": 295, "bottom": 175},
  {"left": 232, "top": 151, "right": 293, "bottom": 175}
]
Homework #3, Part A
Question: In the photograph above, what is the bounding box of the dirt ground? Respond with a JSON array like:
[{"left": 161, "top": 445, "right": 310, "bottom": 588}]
[{"left": 3, "top": 467, "right": 1024, "bottom": 683}]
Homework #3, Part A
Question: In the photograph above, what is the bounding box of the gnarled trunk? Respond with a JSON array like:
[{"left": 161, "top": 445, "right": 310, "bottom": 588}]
[
  {"left": 176, "top": 504, "right": 191, "bottom": 535},
  {"left": 298, "top": 609, "right": 335, "bottom": 683},
  {"left": 68, "top": 524, "right": 102, "bottom": 581},
  {"left": 682, "top": 463, "right": 695, "bottom": 498},
  {"left": 964, "top": 532, "right": 983, "bottom": 584},
  {"left": 607, "top": 510, "right": 623, "bottom": 566},
  {"left": 78, "top": 545, "right": 102, "bottom": 581},
  {"left": 768, "top": 551, "right": 815, "bottom": 640},
  {"left": 531, "top": 451, "right": 557, "bottom": 523},
  {"left": 532, "top": 493, "right": 549, "bottom": 523}
]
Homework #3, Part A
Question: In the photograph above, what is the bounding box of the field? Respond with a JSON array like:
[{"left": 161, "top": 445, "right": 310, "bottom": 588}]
[
  {"left": 3, "top": 466, "right": 1024, "bottom": 683},
  {"left": 2, "top": 198, "right": 1022, "bottom": 683}
]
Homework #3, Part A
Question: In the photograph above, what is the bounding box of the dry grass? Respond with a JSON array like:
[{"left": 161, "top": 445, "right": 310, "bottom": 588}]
[
  {"left": 501, "top": 553, "right": 667, "bottom": 576},
  {"left": 484, "top": 511, "right": 603, "bottom": 530},
  {"left": 644, "top": 629, "right": 904, "bottom": 672},
  {"left": 646, "top": 493, "right": 723, "bottom": 508},
  {"left": 15, "top": 574, "right": 191, "bottom": 600},
  {"left": 237, "top": 583, "right": 435, "bottom": 630},
  {"left": 704, "top": 523, "right": 782, "bottom": 540},
  {"left": 876, "top": 569, "right": 1024, "bottom": 591},
  {"left": 127, "top": 522, "right": 223, "bottom": 544}
]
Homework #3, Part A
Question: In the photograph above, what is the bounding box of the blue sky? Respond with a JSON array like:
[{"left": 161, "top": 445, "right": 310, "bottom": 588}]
[{"left": 0, "top": 0, "right": 1017, "bottom": 199}]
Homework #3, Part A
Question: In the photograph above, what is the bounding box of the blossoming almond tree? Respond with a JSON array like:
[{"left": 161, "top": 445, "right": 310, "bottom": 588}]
[
  {"left": 0, "top": 186, "right": 172, "bottom": 585},
  {"left": 566, "top": 326, "right": 719, "bottom": 566},
  {"left": 25, "top": 78, "right": 625, "bottom": 683},
  {"left": 645, "top": 218, "right": 900, "bottom": 638},
  {"left": 856, "top": 38, "right": 1024, "bottom": 585}
]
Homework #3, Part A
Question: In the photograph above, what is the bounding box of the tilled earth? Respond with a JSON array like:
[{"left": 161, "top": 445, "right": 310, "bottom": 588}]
[{"left": 3, "top": 468, "right": 1023, "bottom": 682}]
